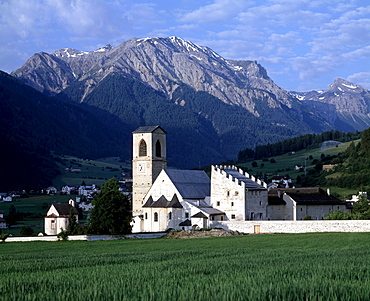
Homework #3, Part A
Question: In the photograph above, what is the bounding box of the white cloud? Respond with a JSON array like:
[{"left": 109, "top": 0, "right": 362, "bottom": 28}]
[
  {"left": 347, "top": 72, "right": 370, "bottom": 89},
  {"left": 179, "top": 0, "right": 249, "bottom": 23}
]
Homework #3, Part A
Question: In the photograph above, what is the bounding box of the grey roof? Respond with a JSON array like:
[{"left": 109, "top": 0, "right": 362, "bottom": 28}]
[
  {"left": 269, "top": 188, "right": 345, "bottom": 205},
  {"left": 184, "top": 199, "right": 212, "bottom": 208},
  {"left": 164, "top": 169, "right": 210, "bottom": 199},
  {"left": 179, "top": 219, "right": 191, "bottom": 226},
  {"left": 142, "top": 194, "right": 183, "bottom": 208},
  {"left": 132, "top": 125, "right": 166, "bottom": 134},
  {"left": 224, "top": 169, "right": 266, "bottom": 190},
  {"left": 199, "top": 207, "right": 225, "bottom": 215},
  {"left": 192, "top": 212, "right": 208, "bottom": 219},
  {"left": 168, "top": 194, "right": 183, "bottom": 208},
  {"left": 51, "top": 203, "right": 78, "bottom": 216}
]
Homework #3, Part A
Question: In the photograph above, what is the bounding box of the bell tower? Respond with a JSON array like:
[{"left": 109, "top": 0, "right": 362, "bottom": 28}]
[{"left": 132, "top": 126, "right": 167, "bottom": 215}]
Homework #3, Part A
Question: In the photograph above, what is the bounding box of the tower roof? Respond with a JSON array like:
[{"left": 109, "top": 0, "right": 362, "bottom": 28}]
[{"left": 132, "top": 125, "right": 167, "bottom": 134}]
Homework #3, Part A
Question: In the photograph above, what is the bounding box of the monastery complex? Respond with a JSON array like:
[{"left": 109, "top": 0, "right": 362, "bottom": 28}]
[{"left": 131, "top": 126, "right": 350, "bottom": 233}]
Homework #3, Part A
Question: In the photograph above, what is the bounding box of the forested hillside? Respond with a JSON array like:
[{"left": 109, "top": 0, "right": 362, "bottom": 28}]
[
  {"left": 237, "top": 130, "right": 361, "bottom": 162},
  {"left": 325, "top": 128, "right": 370, "bottom": 190},
  {"left": 0, "top": 71, "right": 128, "bottom": 190}
]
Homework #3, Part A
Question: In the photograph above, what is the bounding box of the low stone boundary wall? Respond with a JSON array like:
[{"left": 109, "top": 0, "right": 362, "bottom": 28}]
[
  {"left": 4, "top": 233, "right": 166, "bottom": 242},
  {"left": 211, "top": 220, "right": 370, "bottom": 234}
]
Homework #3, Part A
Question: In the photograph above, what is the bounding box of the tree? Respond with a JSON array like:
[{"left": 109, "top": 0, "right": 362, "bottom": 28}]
[
  {"left": 352, "top": 195, "right": 370, "bottom": 219},
  {"left": 66, "top": 208, "right": 79, "bottom": 235},
  {"left": 20, "top": 225, "right": 34, "bottom": 236},
  {"left": 88, "top": 178, "right": 132, "bottom": 234},
  {"left": 325, "top": 210, "right": 352, "bottom": 220}
]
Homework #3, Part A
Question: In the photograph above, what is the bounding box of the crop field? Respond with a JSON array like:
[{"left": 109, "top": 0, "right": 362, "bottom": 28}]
[{"left": 1, "top": 233, "right": 370, "bottom": 300}]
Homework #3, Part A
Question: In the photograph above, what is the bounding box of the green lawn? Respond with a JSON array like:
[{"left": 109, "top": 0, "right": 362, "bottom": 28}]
[{"left": 1, "top": 233, "right": 370, "bottom": 300}]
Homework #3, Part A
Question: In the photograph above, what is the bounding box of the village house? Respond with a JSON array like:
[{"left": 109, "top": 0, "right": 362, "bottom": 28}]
[
  {"left": 45, "top": 186, "right": 57, "bottom": 195},
  {"left": 0, "top": 211, "right": 7, "bottom": 229},
  {"left": 271, "top": 175, "right": 292, "bottom": 188},
  {"left": 78, "top": 184, "right": 98, "bottom": 197},
  {"left": 44, "top": 199, "right": 78, "bottom": 235},
  {"left": 0, "top": 193, "right": 12, "bottom": 202},
  {"left": 61, "top": 185, "right": 77, "bottom": 195}
]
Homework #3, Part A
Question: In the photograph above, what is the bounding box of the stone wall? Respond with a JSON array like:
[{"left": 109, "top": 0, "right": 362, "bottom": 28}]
[
  {"left": 211, "top": 220, "right": 370, "bottom": 233},
  {"left": 4, "top": 233, "right": 166, "bottom": 242}
]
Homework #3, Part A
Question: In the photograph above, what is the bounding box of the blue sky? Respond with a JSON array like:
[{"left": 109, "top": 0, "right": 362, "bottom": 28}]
[{"left": 0, "top": 0, "right": 369, "bottom": 91}]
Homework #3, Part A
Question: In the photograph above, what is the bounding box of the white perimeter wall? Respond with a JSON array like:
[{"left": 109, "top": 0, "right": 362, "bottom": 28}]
[{"left": 211, "top": 220, "right": 370, "bottom": 233}]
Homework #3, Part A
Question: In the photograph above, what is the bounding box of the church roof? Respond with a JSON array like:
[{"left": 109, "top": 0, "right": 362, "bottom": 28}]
[
  {"left": 132, "top": 125, "right": 167, "bottom": 134},
  {"left": 142, "top": 194, "right": 183, "bottom": 208},
  {"left": 164, "top": 169, "right": 210, "bottom": 199},
  {"left": 168, "top": 194, "right": 183, "bottom": 208},
  {"left": 223, "top": 169, "right": 266, "bottom": 190}
]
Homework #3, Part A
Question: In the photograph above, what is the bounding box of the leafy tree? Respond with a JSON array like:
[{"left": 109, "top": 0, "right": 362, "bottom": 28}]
[
  {"left": 88, "top": 178, "right": 132, "bottom": 234},
  {"left": 352, "top": 195, "right": 370, "bottom": 219},
  {"left": 325, "top": 210, "right": 352, "bottom": 220},
  {"left": 20, "top": 225, "right": 35, "bottom": 236}
]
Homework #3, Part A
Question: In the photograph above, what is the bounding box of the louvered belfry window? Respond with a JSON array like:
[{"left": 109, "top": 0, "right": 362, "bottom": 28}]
[
  {"left": 139, "top": 139, "right": 147, "bottom": 157},
  {"left": 155, "top": 140, "right": 161, "bottom": 157}
]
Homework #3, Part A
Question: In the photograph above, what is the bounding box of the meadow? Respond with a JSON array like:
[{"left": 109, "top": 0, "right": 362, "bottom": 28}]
[{"left": 1, "top": 233, "right": 370, "bottom": 300}]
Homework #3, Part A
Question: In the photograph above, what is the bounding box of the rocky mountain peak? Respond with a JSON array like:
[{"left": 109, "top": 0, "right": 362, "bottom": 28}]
[{"left": 12, "top": 36, "right": 295, "bottom": 115}]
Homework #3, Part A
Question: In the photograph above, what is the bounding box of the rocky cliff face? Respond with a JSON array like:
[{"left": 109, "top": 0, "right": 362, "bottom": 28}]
[
  {"left": 12, "top": 37, "right": 296, "bottom": 117},
  {"left": 292, "top": 78, "right": 370, "bottom": 131},
  {"left": 11, "top": 36, "right": 370, "bottom": 134}
]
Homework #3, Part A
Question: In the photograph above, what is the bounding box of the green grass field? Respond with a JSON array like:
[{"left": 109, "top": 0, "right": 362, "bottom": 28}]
[{"left": 1, "top": 233, "right": 370, "bottom": 300}]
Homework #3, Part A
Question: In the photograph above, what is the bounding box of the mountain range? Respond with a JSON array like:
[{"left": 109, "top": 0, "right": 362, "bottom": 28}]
[{"left": 2, "top": 36, "right": 370, "bottom": 189}]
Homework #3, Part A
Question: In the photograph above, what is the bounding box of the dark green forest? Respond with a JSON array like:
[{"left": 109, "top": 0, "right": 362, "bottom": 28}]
[
  {"left": 238, "top": 130, "right": 361, "bottom": 162},
  {"left": 0, "top": 71, "right": 128, "bottom": 190}
]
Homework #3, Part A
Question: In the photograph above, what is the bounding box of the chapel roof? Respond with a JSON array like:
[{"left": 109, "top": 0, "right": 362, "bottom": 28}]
[
  {"left": 50, "top": 203, "right": 78, "bottom": 216},
  {"left": 223, "top": 169, "right": 266, "bottom": 190}
]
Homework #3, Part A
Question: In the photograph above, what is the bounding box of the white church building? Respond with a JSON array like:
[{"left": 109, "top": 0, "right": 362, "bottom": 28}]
[{"left": 131, "top": 126, "right": 268, "bottom": 233}]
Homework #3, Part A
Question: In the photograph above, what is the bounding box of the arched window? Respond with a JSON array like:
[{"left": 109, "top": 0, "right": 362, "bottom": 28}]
[
  {"left": 155, "top": 140, "right": 161, "bottom": 157},
  {"left": 168, "top": 212, "right": 172, "bottom": 220},
  {"left": 139, "top": 139, "right": 147, "bottom": 157},
  {"left": 154, "top": 212, "right": 158, "bottom": 222}
]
